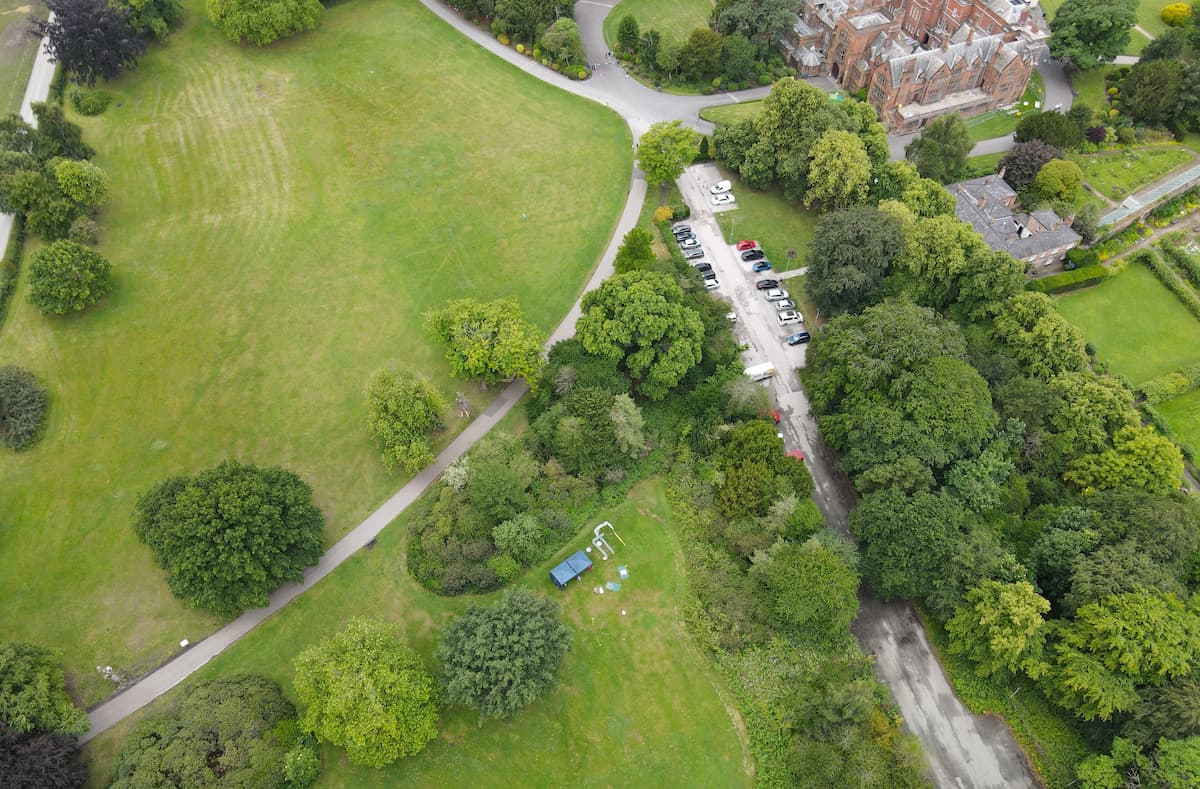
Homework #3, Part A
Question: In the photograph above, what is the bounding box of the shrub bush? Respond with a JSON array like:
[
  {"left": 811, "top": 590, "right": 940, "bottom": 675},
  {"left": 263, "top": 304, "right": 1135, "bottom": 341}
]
[
  {"left": 1066, "top": 247, "right": 1099, "bottom": 269},
  {"left": 1161, "top": 2, "right": 1191, "bottom": 26},
  {"left": 0, "top": 366, "right": 48, "bottom": 450},
  {"left": 69, "top": 89, "right": 112, "bottom": 115},
  {"left": 206, "top": 0, "right": 322, "bottom": 45},
  {"left": 671, "top": 204, "right": 690, "bottom": 220},
  {"left": 497, "top": 33, "right": 509, "bottom": 45},
  {"left": 1095, "top": 222, "right": 1152, "bottom": 261},
  {"left": 653, "top": 205, "right": 673, "bottom": 222},
  {"left": 1160, "top": 241, "right": 1200, "bottom": 289},
  {"left": 757, "top": 73, "right": 772, "bottom": 86},
  {"left": 68, "top": 216, "right": 98, "bottom": 245},
  {"left": 515, "top": 43, "right": 524, "bottom": 53},
  {"left": 1026, "top": 264, "right": 1110, "bottom": 293},
  {"left": 27, "top": 239, "right": 112, "bottom": 315},
  {"left": 1140, "top": 366, "right": 1200, "bottom": 404}
]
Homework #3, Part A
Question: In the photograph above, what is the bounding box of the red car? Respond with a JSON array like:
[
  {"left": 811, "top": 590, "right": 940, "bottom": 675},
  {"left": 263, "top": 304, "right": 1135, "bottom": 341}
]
[{"left": 736, "top": 240, "right": 758, "bottom": 251}]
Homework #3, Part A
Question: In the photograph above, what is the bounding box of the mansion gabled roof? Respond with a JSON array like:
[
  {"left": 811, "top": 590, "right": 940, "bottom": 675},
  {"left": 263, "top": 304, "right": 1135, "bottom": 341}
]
[{"left": 886, "top": 34, "right": 1012, "bottom": 87}]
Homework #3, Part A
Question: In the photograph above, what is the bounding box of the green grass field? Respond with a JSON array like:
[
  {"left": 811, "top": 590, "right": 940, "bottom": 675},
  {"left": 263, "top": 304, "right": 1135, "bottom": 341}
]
[
  {"left": 0, "top": 0, "right": 631, "bottom": 705},
  {"left": 712, "top": 170, "right": 817, "bottom": 271},
  {"left": 1057, "top": 262, "right": 1200, "bottom": 385},
  {"left": 0, "top": 0, "right": 45, "bottom": 114},
  {"left": 965, "top": 151, "right": 1005, "bottom": 178},
  {"left": 1137, "top": 0, "right": 1176, "bottom": 38},
  {"left": 1074, "top": 147, "right": 1196, "bottom": 200},
  {"left": 1158, "top": 388, "right": 1200, "bottom": 457},
  {"left": 603, "top": 0, "right": 714, "bottom": 49},
  {"left": 1124, "top": 27, "right": 1151, "bottom": 55},
  {"left": 700, "top": 99, "right": 764, "bottom": 126},
  {"left": 964, "top": 72, "right": 1043, "bottom": 143},
  {"left": 1069, "top": 66, "right": 1115, "bottom": 114},
  {"left": 82, "top": 478, "right": 752, "bottom": 788}
]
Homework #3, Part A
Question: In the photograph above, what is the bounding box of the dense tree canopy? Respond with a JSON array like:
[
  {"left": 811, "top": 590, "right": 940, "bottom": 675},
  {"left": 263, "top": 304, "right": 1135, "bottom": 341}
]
[
  {"left": 0, "top": 722, "right": 86, "bottom": 789},
  {"left": 904, "top": 113, "right": 971, "bottom": 184},
  {"left": 27, "top": 240, "right": 113, "bottom": 315},
  {"left": 437, "top": 589, "right": 571, "bottom": 719},
  {"left": 540, "top": 18, "right": 585, "bottom": 66},
  {"left": 947, "top": 581, "right": 1050, "bottom": 679},
  {"left": 1121, "top": 59, "right": 1184, "bottom": 126},
  {"left": 577, "top": 270, "right": 704, "bottom": 400},
  {"left": 37, "top": 0, "right": 146, "bottom": 86},
  {"left": 133, "top": 461, "right": 325, "bottom": 617},
  {"left": 206, "top": 0, "right": 323, "bottom": 45},
  {"left": 637, "top": 120, "right": 698, "bottom": 187},
  {"left": 751, "top": 538, "right": 860, "bottom": 648},
  {"left": 425, "top": 298, "right": 545, "bottom": 389},
  {"left": 110, "top": 674, "right": 314, "bottom": 787},
  {"left": 1048, "top": 0, "right": 1138, "bottom": 69},
  {"left": 613, "top": 227, "right": 655, "bottom": 274},
  {"left": 710, "top": 0, "right": 793, "bottom": 43},
  {"left": 1033, "top": 159, "right": 1083, "bottom": 202},
  {"left": 1064, "top": 426, "right": 1183, "bottom": 496},
  {"left": 805, "top": 207, "right": 905, "bottom": 315},
  {"left": 0, "top": 642, "right": 87, "bottom": 735},
  {"left": 0, "top": 366, "right": 48, "bottom": 450},
  {"left": 992, "top": 292, "right": 1088, "bottom": 379},
  {"left": 1015, "top": 111, "right": 1083, "bottom": 151},
  {"left": 294, "top": 618, "right": 438, "bottom": 767},
  {"left": 52, "top": 159, "right": 107, "bottom": 207},
  {"left": 804, "top": 129, "right": 871, "bottom": 211},
  {"left": 365, "top": 370, "right": 445, "bottom": 475}
]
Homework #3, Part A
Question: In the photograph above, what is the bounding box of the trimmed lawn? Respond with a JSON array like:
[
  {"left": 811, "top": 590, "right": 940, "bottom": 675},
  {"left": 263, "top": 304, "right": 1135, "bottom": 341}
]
[
  {"left": 83, "top": 478, "right": 752, "bottom": 789},
  {"left": 1158, "top": 388, "right": 1200, "bottom": 457},
  {"left": 0, "top": 0, "right": 631, "bottom": 705},
  {"left": 965, "top": 72, "right": 1043, "bottom": 143},
  {"left": 711, "top": 171, "right": 818, "bottom": 271},
  {"left": 603, "top": 0, "right": 713, "bottom": 49},
  {"left": 1070, "top": 66, "right": 1116, "bottom": 115},
  {"left": 1074, "top": 146, "right": 1195, "bottom": 201},
  {"left": 700, "top": 99, "right": 764, "bottom": 126},
  {"left": 1056, "top": 262, "right": 1200, "bottom": 385},
  {"left": 0, "top": 0, "right": 46, "bottom": 114},
  {"left": 1137, "top": 0, "right": 1176, "bottom": 38},
  {"left": 965, "top": 151, "right": 1005, "bottom": 178},
  {"left": 1124, "top": 27, "right": 1151, "bottom": 55}
]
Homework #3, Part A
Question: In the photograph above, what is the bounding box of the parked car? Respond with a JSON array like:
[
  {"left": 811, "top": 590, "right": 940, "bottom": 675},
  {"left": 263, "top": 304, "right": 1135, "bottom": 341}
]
[
  {"left": 674, "top": 231, "right": 695, "bottom": 242},
  {"left": 755, "top": 279, "right": 779, "bottom": 290},
  {"left": 701, "top": 269, "right": 717, "bottom": 280},
  {"left": 786, "top": 332, "right": 811, "bottom": 346},
  {"left": 752, "top": 261, "right": 772, "bottom": 272},
  {"left": 683, "top": 248, "right": 705, "bottom": 260},
  {"left": 764, "top": 289, "right": 790, "bottom": 301},
  {"left": 736, "top": 240, "right": 758, "bottom": 251},
  {"left": 695, "top": 263, "right": 713, "bottom": 273},
  {"left": 709, "top": 180, "right": 732, "bottom": 195},
  {"left": 778, "top": 310, "right": 803, "bottom": 325},
  {"left": 705, "top": 278, "right": 720, "bottom": 290},
  {"left": 726, "top": 311, "right": 737, "bottom": 323},
  {"left": 741, "top": 249, "right": 765, "bottom": 261},
  {"left": 775, "top": 299, "right": 795, "bottom": 311},
  {"left": 672, "top": 223, "right": 692, "bottom": 234},
  {"left": 679, "top": 238, "right": 700, "bottom": 249},
  {"left": 712, "top": 193, "right": 735, "bottom": 206}
]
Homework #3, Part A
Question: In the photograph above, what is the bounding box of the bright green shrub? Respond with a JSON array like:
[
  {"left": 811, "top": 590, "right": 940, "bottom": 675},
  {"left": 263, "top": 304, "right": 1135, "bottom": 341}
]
[
  {"left": 206, "top": 0, "right": 322, "bottom": 45},
  {"left": 69, "top": 89, "right": 112, "bottom": 115},
  {"left": 1161, "top": 2, "right": 1191, "bottom": 26},
  {"left": 0, "top": 366, "right": 48, "bottom": 450},
  {"left": 487, "top": 553, "right": 521, "bottom": 582},
  {"left": 1026, "top": 264, "right": 1110, "bottom": 293},
  {"left": 27, "top": 240, "right": 112, "bottom": 315}
]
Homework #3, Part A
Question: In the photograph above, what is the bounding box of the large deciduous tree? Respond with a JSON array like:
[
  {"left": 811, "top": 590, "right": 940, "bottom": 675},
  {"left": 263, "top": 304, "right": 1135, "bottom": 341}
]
[
  {"left": 133, "top": 461, "right": 325, "bottom": 617},
  {"left": 1048, "top": 0, "right": 1138, "bottom": 69},
  {"left": 679, "top": 27, "right": 723, "bottom": 81},
  {"left": 1033, "top": 159, "right": 1083, "bottom": 202},
  {"left": 437, "top": 589, "right": 571, "bottom": 719},
  {"left": 992, "top": 292, "right": 1088, "bottom": 379},
  {"left": 805, "top": 206, "right": 904, "bottom": 315},
  {"left": 710, "top": 0, "right": 794, "bottom": 43},
  {"left": 904, "top": 113, "right": 971, "bottom": 184},
  {"left": 637, "top": 120, "right": 698, "bottom": 187},
  {"left": 110, "top": 673, "right": 315, "bottom": 787},
  {"left": 576, "top": 270, "right": 704, "bottom": 400},
  {"left": 0, "top": 642, "right": 87, "bottom": 735},
  {"left": 27, "top": 240, "right": 112, "bottom": 315},
  {"left": 0, "top": 366, "right": 48, "bottom": 450},
  {"left": 365, "top": 370, "right": 445, "bottom": 475},
  {"left": 293, "top": 618, "right": 438, "bottom": 767},
  {"left": 999, "top": 141, "right": 1065, "bottom": 190},
  {"left": 539, "top": 18, "right": 584, "bottom": 66},
  {"left": 616, "top": 14, "right": 639, "bottom": 53},
  {"left": 750, "top": 537, "right": 860, "bottom": 648},
  {"left": 613, "top": 227, "right": 655, "bottom": 274},
  {"left": 425, "top": 297, "right": 545, "bottom": 389},
  {"left": 206, "top": 0, "right": 322, "bottom": 45},
  {"left": 1064, "top": 426, "right": 1184, "bottom": 495},
  {"left": 947, "top": 580, "right": 1050, "bottom": 679},
  {"left": 52, "top": 159, "right": 107, "bottom": 208},
  {"left": 804, "top": 129, "right": 871, "bottom": 211},
  {"left": 36, "top": 0, "right": 145, "bottom": 87}
]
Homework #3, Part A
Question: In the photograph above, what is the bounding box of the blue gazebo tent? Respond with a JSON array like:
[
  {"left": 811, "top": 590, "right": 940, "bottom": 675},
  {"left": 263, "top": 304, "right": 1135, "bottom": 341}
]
[{"left": 550, "top": 550, "right": 593, "bottom": 590}]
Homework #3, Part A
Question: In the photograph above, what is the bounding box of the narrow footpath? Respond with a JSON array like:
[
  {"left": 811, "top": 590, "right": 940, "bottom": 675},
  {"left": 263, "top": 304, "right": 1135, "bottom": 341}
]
[{"left": 83, "top": 6, "right": 1041, "bottom": 786}]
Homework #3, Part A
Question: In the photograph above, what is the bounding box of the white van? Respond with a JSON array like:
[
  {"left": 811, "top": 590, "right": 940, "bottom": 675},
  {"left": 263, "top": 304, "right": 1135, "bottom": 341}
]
[{"left": 744, "top": 362, "right": 776, "bottom": 382}]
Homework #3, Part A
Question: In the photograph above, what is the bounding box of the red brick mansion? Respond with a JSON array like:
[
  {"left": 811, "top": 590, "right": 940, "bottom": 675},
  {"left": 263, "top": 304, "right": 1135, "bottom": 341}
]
[{"left": 781, "top": 0, "right": 1049, "bottom": 132}]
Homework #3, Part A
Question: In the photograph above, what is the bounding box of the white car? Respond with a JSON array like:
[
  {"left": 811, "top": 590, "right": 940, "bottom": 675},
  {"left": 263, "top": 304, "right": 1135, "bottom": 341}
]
[
  {"left": 726, "top": 311, "right": 737, "bottom": 323},
  {"left": 679, "top": 237, "right": 700, "bottom": 249},
  {"left": 709, "top": 180, "right": 732, "bottom": 195},
  {"left": 711, "top": 193, "right": 736, "bottom": 206},
  {"left": 775, "top": 300, "right": 796, "bottom": 312},
  {"left": 778, "top": 310, "right": 803, "bottom": 326},
  {"left": 764, "top": 288, "right": 790, "bottom": 302},
  {"left": 705, "top": 278, "right": 720, "bottom": 290}
]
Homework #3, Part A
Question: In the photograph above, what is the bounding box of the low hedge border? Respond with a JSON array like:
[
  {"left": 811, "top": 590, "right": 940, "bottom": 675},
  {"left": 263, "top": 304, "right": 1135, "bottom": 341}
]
[
  {"left": 1159, "top": 240, "right": 1200, "bottom": 292},
  {"left": 1140, "top": 364, "right": 1200, "bottom": 405},
  {"left": 1027, "top": 263, "right": 1111, "bottom": 293},
  {"left": 0, "top": 219, "right": 26, "bottom": 332},
  {"left": 1134, "top": 248, "right": 1200, "bottom": 321}
]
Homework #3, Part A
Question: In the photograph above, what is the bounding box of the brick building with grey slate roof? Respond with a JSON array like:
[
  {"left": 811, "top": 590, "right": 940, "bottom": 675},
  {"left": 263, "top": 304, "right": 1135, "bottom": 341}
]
[
  {"left": 950, "top": 174, "right": 1080, "bottom": 269},
  {"left": 782, "top": 0, "right": 1048, "bottom": 131}
]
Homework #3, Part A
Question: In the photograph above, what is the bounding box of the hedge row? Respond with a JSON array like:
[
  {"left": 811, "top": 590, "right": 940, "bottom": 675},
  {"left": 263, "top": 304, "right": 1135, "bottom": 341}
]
[
  {"left": 0, "top": 219, "right": 26, "bottom": 330},
  {"left": 1135, "top": 249, "right": 1200, "bottom": 320},
  {"left": 1141, "top": 403, "right": 1196, "bottom": 464},
  {"left": 1140, "top": 364, "right": 1200, "bottom": 405},
  {"left": 1159, "top": 240, "right": 1200, "bottom": 291},
  {"left": 1026, "top": 263, "right": 1111, "bottom": 293}
]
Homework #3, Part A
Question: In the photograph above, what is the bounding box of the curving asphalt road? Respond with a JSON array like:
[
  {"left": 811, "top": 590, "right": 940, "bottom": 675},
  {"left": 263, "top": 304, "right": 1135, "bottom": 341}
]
[{"left": 83, "top": 5, "right": 1042, "bottom": 786}]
